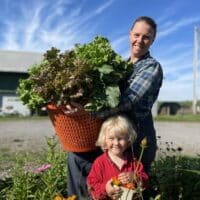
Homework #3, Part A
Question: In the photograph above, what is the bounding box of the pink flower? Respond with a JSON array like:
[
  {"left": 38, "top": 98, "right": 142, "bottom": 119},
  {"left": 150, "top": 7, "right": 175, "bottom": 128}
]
[{"left": 33, "top": 164, "right": 51, "bottom": 173}]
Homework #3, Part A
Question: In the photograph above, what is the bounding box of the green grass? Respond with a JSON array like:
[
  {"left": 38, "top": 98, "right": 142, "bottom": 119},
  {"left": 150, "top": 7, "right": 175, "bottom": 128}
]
[
  {"left": 0, "top": 116, "right": 49, "bottom": 122},
  {"left": 1, "top": 114, "right": 200, "bottom": 122},
  {"left": 154, "top": 114, "right": 200, "bottom": 122},
  {"left": 0, "top": 149, "right": 46, "bottom": 171}
]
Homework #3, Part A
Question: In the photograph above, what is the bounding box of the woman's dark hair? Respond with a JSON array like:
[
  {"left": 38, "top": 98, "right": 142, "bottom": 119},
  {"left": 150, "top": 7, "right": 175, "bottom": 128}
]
[{"left": 131, "top": 16, "right": 157, "bottom": 39}]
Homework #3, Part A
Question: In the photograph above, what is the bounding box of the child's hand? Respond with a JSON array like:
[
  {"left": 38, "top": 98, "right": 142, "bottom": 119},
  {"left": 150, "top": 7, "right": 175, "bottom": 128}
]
[
  {"left": 106, "top": 179, "right": 122, "bottom": 200},
  {"left": 118, "top": 172, "right": 133, "bottom": 184}
]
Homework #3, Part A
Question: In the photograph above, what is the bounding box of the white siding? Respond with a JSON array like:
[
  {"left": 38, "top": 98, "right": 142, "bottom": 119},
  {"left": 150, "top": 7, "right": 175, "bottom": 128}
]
[{"left": 0, "top": 50, "right": 43, "bottom": 72}]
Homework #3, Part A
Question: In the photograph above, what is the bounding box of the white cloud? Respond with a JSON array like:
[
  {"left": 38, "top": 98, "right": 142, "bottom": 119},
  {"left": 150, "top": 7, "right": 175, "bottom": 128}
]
[
  {"left": 111, "top": 35, "right": 127, "bottom": 49},
  {"left": 160, "top": 79, "right": 191, "bottom": 101},
  {"left": 94, "top": 0, "right": 115, "bottom": 14},
  {"left": 159, "top": 66, "right": 200, "bottom": 101},
  {"left": 23, "top": 3, "right": 45, "bottom": 49},
  {"left": 0, "top": 0, "right": 114, "bottom": 52},
  {"left": 158, "top": 16, "right": 200, "bottom": 38},
  {"left": 111, "top": 35, "right": 130, "bottom": 58},
  {"left": 1, "top": 21, "right": 19, "bottom": 50}
]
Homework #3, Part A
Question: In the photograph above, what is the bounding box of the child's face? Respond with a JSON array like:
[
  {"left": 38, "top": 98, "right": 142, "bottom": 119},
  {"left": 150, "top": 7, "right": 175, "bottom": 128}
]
[{"left": 105, "top": 131, "right": 130, "bottom": 157}]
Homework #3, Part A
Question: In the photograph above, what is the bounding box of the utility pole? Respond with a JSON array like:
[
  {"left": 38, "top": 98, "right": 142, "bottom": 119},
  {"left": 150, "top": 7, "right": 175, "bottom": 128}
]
[{"left": 193, "top": 26, "right": 199, "bottom": 114}]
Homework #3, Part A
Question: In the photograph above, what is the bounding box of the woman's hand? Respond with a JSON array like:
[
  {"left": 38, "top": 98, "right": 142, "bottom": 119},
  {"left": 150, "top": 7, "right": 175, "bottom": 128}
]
[
  {"left": 61, "top": 102, "right": 84, "bottom": 115},
  {"left": 106, "top": 179, "right": 122, "bottom": 200}
]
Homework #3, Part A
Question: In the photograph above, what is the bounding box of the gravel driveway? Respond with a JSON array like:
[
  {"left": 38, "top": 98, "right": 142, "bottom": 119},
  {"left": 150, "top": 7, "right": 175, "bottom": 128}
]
[{"left": 0, "top": 118, "right": 200, "bottom": 156}]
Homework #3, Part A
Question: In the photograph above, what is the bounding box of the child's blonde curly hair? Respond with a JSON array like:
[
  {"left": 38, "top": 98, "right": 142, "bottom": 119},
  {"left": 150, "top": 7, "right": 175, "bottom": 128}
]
[{"left": 96, "top": 115, "right": 137, "bottom": 150}]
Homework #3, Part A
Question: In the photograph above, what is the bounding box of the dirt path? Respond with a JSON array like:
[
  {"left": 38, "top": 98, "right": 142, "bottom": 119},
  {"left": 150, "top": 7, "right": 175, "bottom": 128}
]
[
  {"left": 0, "top": 118, "right": 54, "bottom": 153},
  {"left": 0, "top": 118, "right": 200, "bottom": 156},
  {"left": 155, "top": 121, "right": 200, "bottom": 156}
]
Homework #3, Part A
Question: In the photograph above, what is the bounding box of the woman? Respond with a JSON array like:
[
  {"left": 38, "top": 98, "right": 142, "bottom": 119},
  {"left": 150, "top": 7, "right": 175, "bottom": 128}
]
[{"left": 95, "top": 16, "right": 163, "bottom": 174}]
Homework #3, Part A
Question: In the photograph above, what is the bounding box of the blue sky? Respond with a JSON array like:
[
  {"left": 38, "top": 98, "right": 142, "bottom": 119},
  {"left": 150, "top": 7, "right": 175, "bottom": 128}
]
[{"left": 0, "top": 0, "right": 200, "bottom": 101}]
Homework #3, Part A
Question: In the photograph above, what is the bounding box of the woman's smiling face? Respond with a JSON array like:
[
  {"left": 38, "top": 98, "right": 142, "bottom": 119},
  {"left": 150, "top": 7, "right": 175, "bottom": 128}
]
[{"left": 129, "top": 21, "right": 155, "bottom": 59}]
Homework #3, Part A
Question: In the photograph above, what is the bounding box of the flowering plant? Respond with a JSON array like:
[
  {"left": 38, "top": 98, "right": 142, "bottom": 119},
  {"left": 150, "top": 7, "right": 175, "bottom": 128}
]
[
  {"left": 17, "top": 36, "right": 132, "bottom": 112},
  {"left": 32, "top": 164, "right": 51, "bottom": 173}
]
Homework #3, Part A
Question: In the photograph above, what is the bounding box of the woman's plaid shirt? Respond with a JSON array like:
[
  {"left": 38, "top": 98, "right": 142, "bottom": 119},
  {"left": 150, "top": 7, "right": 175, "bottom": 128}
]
[{"left": 93, "top": 51, "right": 163, "bottom": 119}]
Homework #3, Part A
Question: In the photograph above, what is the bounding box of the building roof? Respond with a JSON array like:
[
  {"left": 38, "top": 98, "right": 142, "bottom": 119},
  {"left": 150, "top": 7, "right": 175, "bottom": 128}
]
[{"left": 0, "top": 50, "right": 44, "bottom": 73}]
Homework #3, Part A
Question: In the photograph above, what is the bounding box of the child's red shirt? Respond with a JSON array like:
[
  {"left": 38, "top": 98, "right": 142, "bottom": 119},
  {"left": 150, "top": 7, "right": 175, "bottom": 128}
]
[{"left": 87, "top": 151, "right": 148, "bottom": 200}]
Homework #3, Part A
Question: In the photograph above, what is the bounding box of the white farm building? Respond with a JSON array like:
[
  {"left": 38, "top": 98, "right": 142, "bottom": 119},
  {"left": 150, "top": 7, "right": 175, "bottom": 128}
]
[{"left": 0, "top": 50, "right": 43, "bottom": 116}]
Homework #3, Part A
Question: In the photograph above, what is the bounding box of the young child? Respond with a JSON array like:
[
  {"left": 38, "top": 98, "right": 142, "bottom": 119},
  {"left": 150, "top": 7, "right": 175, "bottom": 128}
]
[{"left": 87, "top": 115, "right": 148, "bottom": 200}]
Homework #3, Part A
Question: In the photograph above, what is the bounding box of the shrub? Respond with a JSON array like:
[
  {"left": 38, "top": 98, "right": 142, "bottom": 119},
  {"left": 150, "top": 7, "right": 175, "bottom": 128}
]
[
  {"left": 149, "top": 155, "right": 200, "bottom": 200},
  {"left": 0, "top": 137, "right": 67, "bottom": 200}
]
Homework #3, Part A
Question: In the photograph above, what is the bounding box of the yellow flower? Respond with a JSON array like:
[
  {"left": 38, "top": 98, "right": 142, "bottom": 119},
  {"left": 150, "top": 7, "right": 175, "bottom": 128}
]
[
  {"left": 140, "top": 137, "right": 148, "bottom": 148},
  {"left": 54, "top": 194, "right": 77, "bottom": 200},
  {"left": 54, "top": 194, "right": 62, "bottom": 200},
  {"left": 111, "top": 177, "right": 136, "bottom": 190},
  {"left": 111, "top": 177, "right": 121, "bottom": 186},
  {"left": 65, "top": 195, "right": 77, "bottom": 200}
]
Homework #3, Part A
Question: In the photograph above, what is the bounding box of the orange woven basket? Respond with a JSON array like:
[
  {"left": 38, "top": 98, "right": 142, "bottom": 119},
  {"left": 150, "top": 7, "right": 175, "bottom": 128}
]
[{"left": 46, "top": 104, "right": 103, "bottom": 152}]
